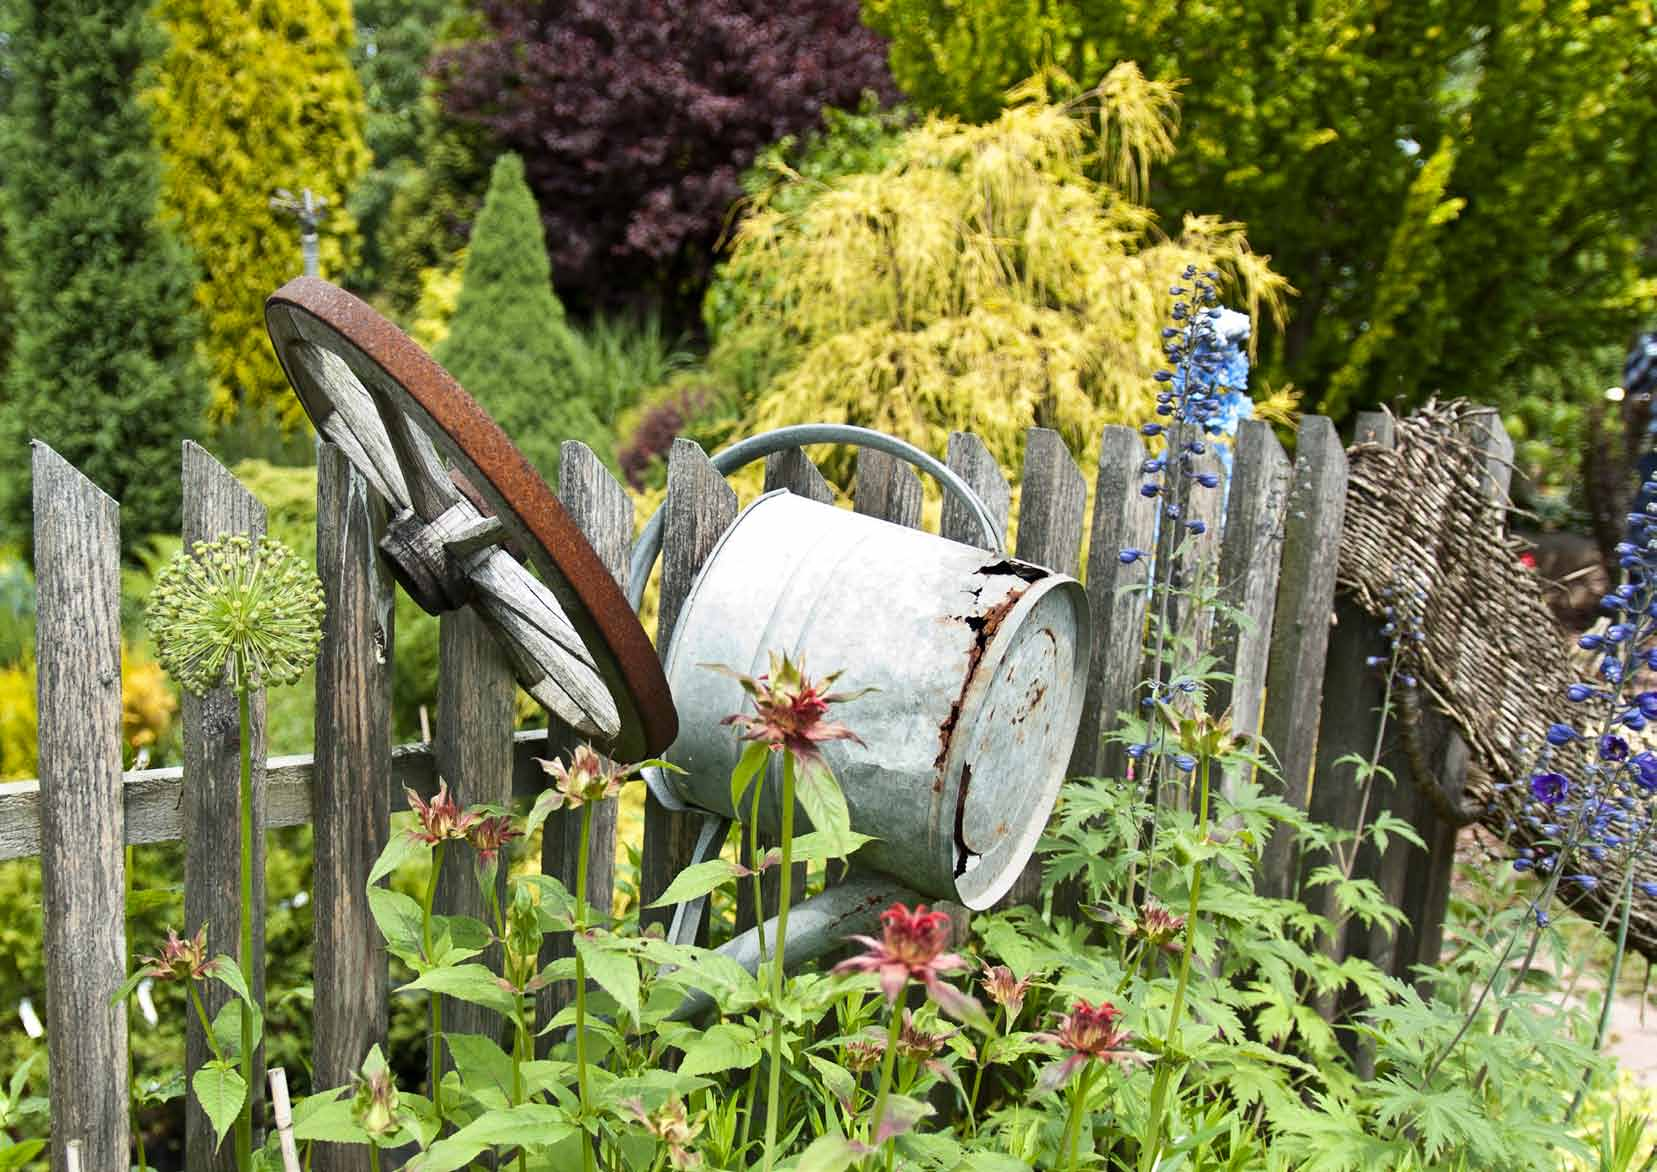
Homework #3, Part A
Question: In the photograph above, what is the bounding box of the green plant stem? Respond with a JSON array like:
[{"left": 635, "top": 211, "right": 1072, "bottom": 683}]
[
  {"left": 964, "top": 1007, "right": 1003, "bottom": 1136},
  {"left": 575, "top": 801, "right": 596, "bottom": 1172},
  {"left": 1061, "top": 1061, "right": 1098, "bottom": 1171},
  {"left": 867, "top": 1004, "right": 905, "bottom": 1160},
  {"left": 1567, "top": 860, "right": 1635, "bottom": 1123},
  {"left": 751, "top": 765, "right": 768, "bottom": 961},
  {"left": 422, "top": 840, "right": 446, "bottom": 1124},
  {"left": 368, "top": 1146, "right": 381, "bottom": 1172},
  {"left": 762, "top": 753, "right": 798, "bottom": 1172},
  {"left": 189, "top": 982, "right": 227, "bottom": 1065},
  {"left": 236, "top": 686, "right": 254, "bottom": 1172}
]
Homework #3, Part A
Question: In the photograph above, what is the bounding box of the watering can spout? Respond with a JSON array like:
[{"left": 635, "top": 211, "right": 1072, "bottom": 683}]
[{"left": 668, "top": 872, "right": 925, "bottom": 1021}]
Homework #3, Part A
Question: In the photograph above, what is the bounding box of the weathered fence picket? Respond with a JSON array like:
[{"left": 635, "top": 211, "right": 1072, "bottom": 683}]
[
  {"left": 15, "top": 409, "right": 1500, "bottom": 1165},
  {"left": 180, "top": 441, "right": 270, "bottom": 1171},
  {"left": 311, "top": 442, "right": 395, "bottom": 1172},
  {"left": 32, "top": 442, "right": 129, "bottom": 1171}
]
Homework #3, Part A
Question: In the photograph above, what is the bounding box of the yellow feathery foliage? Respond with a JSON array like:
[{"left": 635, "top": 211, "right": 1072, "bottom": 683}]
[
  {"left": 149, "top": 0, "right": 369, "bottom": 427},
  {"left": 122, "top": 654, "right": 179, "bottom": 753},
  {"left": 0, "top": 662, "right": 33, "bottom": 781},
  {"left": 0, "top": 647, "right": 178, "bottom": 780},
  {"left": 409, "top": 254, "right": 467, "bottom": 352},
  {"left": 714, "top": 64, "right": 1290, "bottom": 481}
]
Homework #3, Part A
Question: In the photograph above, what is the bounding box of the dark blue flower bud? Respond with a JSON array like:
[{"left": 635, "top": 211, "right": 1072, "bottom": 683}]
[
  {"left": 1141, "top": 423, "right": 1164, "bottom": 437},
  {"left": 1118, "top": 548, "right": 1147, "bottom": 565},
  {"left": 1607, "top": 623, "right": 1634, "bottom": 643},
  {"left": 1545, "top": 723, "right": 1578, "bottom": 746},
  {"left": 1195, "top": 473, "right": 1219, "bottom": 489},
  {"left": 1567, "top": 683, "right": 1595, "bottom": 702},
  {"left": 1173, "top": 754, "right": 1197, "bottom": 773},
  {"left": 1633, "top": 751, "right": 1657, "bottom": 793},
  {"left": 1186, "top": 520, "right": 1207, "bottom": 535},
  {"left": 1140, "top": 484, "right": 1160, "bottom": 498},
  {"left": 1579, "top": 633, "right": 1605, "bottom": 650}
]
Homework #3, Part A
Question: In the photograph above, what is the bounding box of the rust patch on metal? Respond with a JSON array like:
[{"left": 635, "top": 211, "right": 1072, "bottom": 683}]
[{"left": 953, "top": 763, "right": 973, "bottom": 877}]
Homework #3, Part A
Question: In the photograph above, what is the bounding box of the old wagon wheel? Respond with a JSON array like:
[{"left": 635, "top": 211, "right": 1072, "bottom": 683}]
[{"left": 264, "top": 276, "right": 676, "bottom": 761}]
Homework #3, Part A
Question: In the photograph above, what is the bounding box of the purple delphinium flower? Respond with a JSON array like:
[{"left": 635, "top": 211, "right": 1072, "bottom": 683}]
[{"left": 1530, "top": 772, "right": 1569, "bottom": 806}]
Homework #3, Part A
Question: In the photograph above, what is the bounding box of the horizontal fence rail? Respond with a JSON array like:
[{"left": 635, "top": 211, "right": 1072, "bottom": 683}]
[{"left": 14, "top": 410, "right": 1501, "bottom": 1165}]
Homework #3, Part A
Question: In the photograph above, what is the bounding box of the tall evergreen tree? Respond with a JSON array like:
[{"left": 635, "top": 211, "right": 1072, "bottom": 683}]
[
  {"left": 434, "top": 153, "right": 609, "bottom": 483},
  {"left": 0, "top": 0, "right": 206, "bottom": 557},
  {"left": 149, "top": 0, "right": 369, "bottom": 427}
]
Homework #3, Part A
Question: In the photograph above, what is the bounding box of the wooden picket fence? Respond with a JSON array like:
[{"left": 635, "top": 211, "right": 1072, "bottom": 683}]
[{"left": 1, "top": 405, "right": 1511, "bottom": 1170}]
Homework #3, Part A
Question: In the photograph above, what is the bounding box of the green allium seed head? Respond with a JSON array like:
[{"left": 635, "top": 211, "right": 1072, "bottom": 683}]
[{"left": 147, "top": 534, "right": 325, "bottom": 696}]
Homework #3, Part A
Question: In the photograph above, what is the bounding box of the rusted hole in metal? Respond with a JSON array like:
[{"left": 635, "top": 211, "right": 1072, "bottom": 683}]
[
  {"left": 977, "top": 558, "right": 1048, "bottom": 583},
  {"left": 953, "top": 762, "right": 974, "bottom": 877},
  {"left": 933, "top": 588, "right": 1025, "bottom": 776}
]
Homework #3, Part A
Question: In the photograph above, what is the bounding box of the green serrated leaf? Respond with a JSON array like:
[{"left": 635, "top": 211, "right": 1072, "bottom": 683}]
[
  {"left": 211, "top": 997, "right": 263, "bottom": 1060},
  {"left": 368, "top": 830, "right": 428, "bottom": 887},
  {"left": 400, "top": 964, "right": 521, "bottom": 1017},
  {"left": 794, "top": 758, "right": 851, "bottom": 842},
  {"left": 574, "top": 933, "right": 640, "bottom": 1021},
  {"left": 367, "top": 885, "right": 425, "bottom": 962},
  {"left": 445, "top": 1033, "right": 516, "bottom": 1102},
  {"left": 192, "top": 1062, "right": 247, "bottom": 1150},
  {"left": 678, "top": 1021, "right": 763, "bottom": 1077},
  {"left": 211, "top": 954, "right": 255, "bottom": 1007},
  {"left": 783, "top": 829, "right": 875, "bottom": 865},
  {"left": 729, "top": 740, "right": 770, "bottom": 813},
  {"left": 405, "top": 1104, "right": 578, "bottom": 1172},
  {"left": 645, "top": 858, "right": 748, "bottom": 909}
]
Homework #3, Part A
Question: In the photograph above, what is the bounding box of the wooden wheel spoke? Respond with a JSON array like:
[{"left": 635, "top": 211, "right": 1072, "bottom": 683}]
[{"left": 368, "top": 387, "right": 463, "bottom": 522}]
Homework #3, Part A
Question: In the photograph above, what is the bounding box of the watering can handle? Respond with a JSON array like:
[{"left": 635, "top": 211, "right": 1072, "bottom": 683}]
[{"left": 627, "top": 423, "right": 1007, "bottom": 610}]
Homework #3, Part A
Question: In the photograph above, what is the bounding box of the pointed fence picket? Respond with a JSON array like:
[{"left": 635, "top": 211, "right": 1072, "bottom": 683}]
[{"left": 4, "top": 411, "right": 1495, "bottom": 1165}]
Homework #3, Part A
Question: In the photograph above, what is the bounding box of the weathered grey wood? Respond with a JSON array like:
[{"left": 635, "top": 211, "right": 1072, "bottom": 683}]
[
  {"left": 1070, "top": 426, "right": 1157, "bottom": 781},
  {"left": 642, "top": 440, "right": 738, "bottom": 935},
  {"left": 31, "top": 443, "right": 129, "bottom": 1172},
  {"left": 1210, "top": 420, "right": 1292, "bottom": 795},
  {"left": 1016, "top": 429, "right": 1086, "bottom": 577},
  {"left": 732, "top": 450, "right": 835, "bottom": 930},
  {"left": 1257, "top": 415, "right": 1349, "bottom": 902},
  {"left": 1000, "top": 429, "right": 1088, "bottom": 906},
  {"left": 764, "top": 447, "right": 834, "bottom": 506},
  {"left": 312, "top": 443, "right": 396, "bottom": 1172},
  {"left": 541, "top": 443, "right": 633, "bottom": 1028},
  {"left": 854, "top": 448, "right": 923, "bottom": 530},
  {"left": 0, "top": 731, "right": 565, "bottom": 862},
  {"left": 940, "top": 432, "right": 1010, "bottom": 549},
  {"left": 433, "top": 607, "right": 516, "bottom": 1050},
  {"left": 181, "top": 441, "right": 269, "bottom": 1171}
]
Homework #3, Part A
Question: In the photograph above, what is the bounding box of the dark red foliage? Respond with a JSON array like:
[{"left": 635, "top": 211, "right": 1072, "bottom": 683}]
[
  {"left": 434, "top": 1, "right": 895, "bottom": 311},
  {"left": 618, "top": 387, "right": 712, "bottom": 489}
]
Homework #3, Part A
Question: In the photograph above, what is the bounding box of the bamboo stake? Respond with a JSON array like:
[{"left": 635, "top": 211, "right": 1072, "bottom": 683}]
[{"left": 269, "top": 1068, "right": 302, "bottom": 1172}]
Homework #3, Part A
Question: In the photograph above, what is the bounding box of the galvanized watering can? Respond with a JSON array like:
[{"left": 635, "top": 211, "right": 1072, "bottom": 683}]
[{"left": 632, "top": 426, "right": 1091, "bottom": 996}]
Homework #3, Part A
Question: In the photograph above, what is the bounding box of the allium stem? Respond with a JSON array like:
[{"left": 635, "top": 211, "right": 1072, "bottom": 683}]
[
  {"left": 762, "top": 753, "right": 798, "bottom": 1172},
  {"left": 750, "top": 766, "right": 768, "bottom": 962},
  {"left": 575, "top": 801, "right": 596, "bottom": 1172},
  {"left": 422, "top": 841, "right": 445, "bottom": 1125},
  {"left": 236, "top": 686, "right": 254, "bottom": 1172}
]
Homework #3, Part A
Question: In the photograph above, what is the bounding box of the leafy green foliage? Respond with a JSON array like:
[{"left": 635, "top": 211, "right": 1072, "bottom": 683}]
[
  {"left": 432, "top": 153, "right": 613, "bottom": 483},
  {"left": 704, "top": 72, "right": 1291, "bottom": 480},
  {"left": 863, "top": 0, "right": 1657, "bottom": 423},
  {"left": 0, "top": 0, "right": 206, "bottom": 558},
  {"left": 149, "top": 0, "right": 369, "bottom": 427}
]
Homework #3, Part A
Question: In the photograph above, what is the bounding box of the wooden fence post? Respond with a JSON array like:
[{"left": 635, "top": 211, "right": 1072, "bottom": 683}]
[
  {"left": 854, "top": 448, "right": 924, "bottom": 530},
  {"left": 540, "top": 442, "right": 634, "bottom": 1029},
  {"left": 640, "top": 440, "right": 737, "bottom": 937},
  {"left": 1007, "top": 429, "right": 1086, "bottom": 905},
  {"left": 1070, "top": 426, "right": 1157, "bottom": 784},
  {"left": 312, "top": 443, "right": 396, "bottom": 1172},
  {"left": 1257, "top": 416, "right": 1348, "bottom": 902},
  {"left": 432, "top": 607, "right": 515, "bottom": 1050},
  {"left": 32, "top": 442, "right": 129, "bottom": 1172},
  {"left": 940, "top": 433, "right": 1010, "bottom": 551},
  {"left": 180, "top": 442, "right": 269, "bottom": 1171},
  {"left": 1210, "top": 420, "right": 1293, "bottom": 797}
]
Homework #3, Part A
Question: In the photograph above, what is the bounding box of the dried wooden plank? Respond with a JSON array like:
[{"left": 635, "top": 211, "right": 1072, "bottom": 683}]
[
  {"left": 181, "top": 442, "right": 269, "bottom": 1171},
  {"left": 1016, "top": 429, "right": 1086, "bottom": 577},
  {"left": 642, "top": 440, "right": 737, "bottom": 936},
  {"left": 1070, "top": 426, "right": 1157, "bottom": 781},
  {"left": 0, "top": 733, "right": 566, "bottom": 862},
  {"left": 1257, "top": 415, "right": 1349, "bottom": 901},
  {"left": 32, "top": 442, "right": 129, "bottom": 1172},
  {"left": 1001, "top": 429, "right": 1087, "bottom": 906},
  {"left": 764, "top": 447, "right": 834, "bottom": 505},
  {"left": 541, "top": 443, "right": 634, "bottom": 1026},
  {"left": 854, "top": 448, "right": 923, "bottom": 530},
  {"left": 434, "top": 607, "right": 516, "bottom": 1047},
  {"left": 1210, "top": 420, "right": 1292, "bottom": 796},
  {"left": 940, "top": 432, "right": 1010, "bottom": 549},
  {"left": 311, "top": 443, "right": 396, "bottom": 1172}
]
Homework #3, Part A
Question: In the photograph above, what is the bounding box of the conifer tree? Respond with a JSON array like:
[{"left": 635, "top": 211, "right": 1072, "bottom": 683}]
[
  {"left": 0, "top": 0, "right": 206, "bottom": 557},
  {"left": 149, "top": 0, "right": 369, "bottom": 427},
  {"left": 434, "top": 153, "right": 609, "bottom": 482}
]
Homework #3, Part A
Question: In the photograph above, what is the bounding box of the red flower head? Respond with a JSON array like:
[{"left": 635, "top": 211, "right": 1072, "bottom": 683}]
[
  {"left": 833, "top": 902, "right": 982, "bottom": 1023},
  {"left": 980, "top": 964, "right": 1032, "bottom": 1021},
  {"left": 536, "top": 744, "right": 631, "bottom": 812},
  {"left": 622, "top": 1096, "right": 703, "bottom": 1169},
  {"left": 404, "top": 778, "right": 479, "bottom": 845},
  {"left": 1129, "top": 901, "right": 1187, "bottom": 954},
  {"left": 1035, "top": 998, "right": 1142, "bottom": 1091},
  {"left": 466, "top": 812, "right": 523, "bottom": 865},
  {"left": 140, "top": 925, "right": 217, "bottom": 983},
  {"left": 714, "top": 651, "right": 868, "bottom": 765}
]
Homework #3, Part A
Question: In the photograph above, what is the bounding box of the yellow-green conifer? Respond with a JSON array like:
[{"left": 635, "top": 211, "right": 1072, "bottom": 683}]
[{"left": 149, "top": 0, "right": 369, "bottom": 427}]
